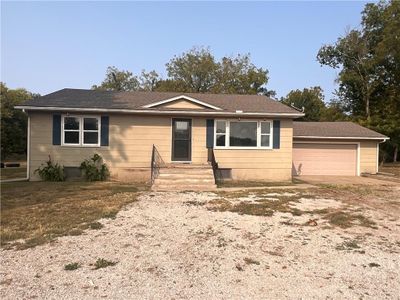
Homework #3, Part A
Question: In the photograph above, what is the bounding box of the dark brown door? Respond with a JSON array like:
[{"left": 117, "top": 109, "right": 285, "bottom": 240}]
[{"left": 172, "top": 119, "right": 192, "bottom": 162}]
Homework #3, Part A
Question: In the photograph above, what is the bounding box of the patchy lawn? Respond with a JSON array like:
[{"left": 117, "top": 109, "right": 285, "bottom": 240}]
[
  {"left": 0, "top": 167, "right": 27, "bottom": 180},
  {"left": 380, "top": 161, "right": 400, "bottom": 177},
  {"left": 1, "top": 183, "right": 399, "bottom": 299},
  {"left": 1, "top": 181, "right": 146, "bottom": 249}
]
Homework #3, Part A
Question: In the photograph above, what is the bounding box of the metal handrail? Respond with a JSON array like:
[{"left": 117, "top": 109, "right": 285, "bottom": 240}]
[
  {"left": 151, "top": 144, "right": 165, "bottom": 185},
  {"left": 208, "top": 148, "right": 219, "bottom": 183}
]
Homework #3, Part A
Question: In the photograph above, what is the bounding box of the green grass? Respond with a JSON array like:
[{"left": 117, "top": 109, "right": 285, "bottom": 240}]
[
  {"left": 94, "top": 258, "right": 117, "bottom": 269},
  {"left": 1, "top": 181, "right": 145, "bottom": 249},
  {"left": 64, "top": 262, "right": 80, "bottom": 271}
]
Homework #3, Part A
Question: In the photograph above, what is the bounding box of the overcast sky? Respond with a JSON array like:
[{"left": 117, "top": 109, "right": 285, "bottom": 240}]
[{"left": 1, "top": 1, "right": 368, "bottom": 101}]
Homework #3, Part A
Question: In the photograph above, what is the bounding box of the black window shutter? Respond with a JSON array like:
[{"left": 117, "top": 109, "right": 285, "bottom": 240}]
[
  {"left": 100, "top": 116, "right": 109, "bottom": 146},
  {"left": 273, "top": 120, "right": 280, "bottom": 149},
  {"left": 52, "top": 114, "right": 61, "bottom": 145},
  {"left": 206, "top": 119, "right": 214, "bottom": 148}
]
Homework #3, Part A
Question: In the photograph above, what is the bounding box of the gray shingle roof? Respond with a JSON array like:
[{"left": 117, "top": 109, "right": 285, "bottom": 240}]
[
  {"left": 293, "top": 122, "right": 388, "bottom": 139},
  {"left": 18, "top": 88, "right": 302, "bottom": 115}
]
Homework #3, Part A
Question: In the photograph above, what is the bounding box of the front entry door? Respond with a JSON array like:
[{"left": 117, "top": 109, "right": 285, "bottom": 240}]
[{"left": 172, "top": 119, "right": 192, "bottom": 162}]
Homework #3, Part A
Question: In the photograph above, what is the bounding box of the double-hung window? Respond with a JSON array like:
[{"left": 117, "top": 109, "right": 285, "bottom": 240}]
[
  {"left": 214, "top": 120, "right": 272, "bottom": 149},
  {"left": 216, "top": 120, "right": 227, "bottom": 147},
  {"left": 260, "top": 122, "right": 272, "bottom": 147},
  {"left": 62, "top": 115, "right": 100, "bottom": 147}
]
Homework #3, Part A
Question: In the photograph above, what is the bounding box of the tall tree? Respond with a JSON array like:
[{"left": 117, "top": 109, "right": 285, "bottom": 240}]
[
  {"left": 164, "top": 47, "right": 218, "bottom": 93},
  {"left": 94, "top": 47, "right": 275, "bottom": 96},
  {"left": 281, "top": 87, "right": 327, "bottom": 121},
  {"left": 139, "top": 70, "right": 160, "bottom": 91},
  {"left": 0, "top": 83, "right": 37, "bottom": 160},
  {"left": 317, "top": 0, "right": 400, "bottom": 162},
  {"left": 213, "top": 54, "right": 273, "bottom": 95},
  {"left": 317, "top": 30, "right": 378, "bottom": 120}
]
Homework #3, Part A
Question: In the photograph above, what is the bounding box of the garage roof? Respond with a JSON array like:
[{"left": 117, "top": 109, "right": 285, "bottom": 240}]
[{"left": 293, "top": 122, "right": 388, "bottom": 140}]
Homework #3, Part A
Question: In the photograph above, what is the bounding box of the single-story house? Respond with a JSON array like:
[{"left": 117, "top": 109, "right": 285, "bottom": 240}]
[{"left": 16, "top": 89, "right": 388, "bottom": 187}]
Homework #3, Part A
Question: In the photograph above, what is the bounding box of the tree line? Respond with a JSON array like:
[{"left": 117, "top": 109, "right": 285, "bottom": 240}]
[
  {"left": 1, "top": 0, "right": 398, "bottom": 162},
  {"left": 92, "top": 47, "right": 276, "bottom": 97}
]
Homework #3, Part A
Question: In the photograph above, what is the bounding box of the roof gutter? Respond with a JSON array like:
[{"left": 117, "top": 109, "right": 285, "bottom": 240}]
[
  {"left": 294, "top": 135, "right": 389, "bottom": 141},
  {"left": 15, "top": 105, "right": 305, "bottom": 118}
]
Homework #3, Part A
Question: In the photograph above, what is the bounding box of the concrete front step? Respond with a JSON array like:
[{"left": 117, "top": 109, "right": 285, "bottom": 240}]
[
  {"left": 159, "top": 168, "right": 213, "bottom": 175},
  {"left": 152, "top": 184, "right": 217, "bottom": 191},
  {"left": 164, "top": 163, "right": 210, "bottom": 169},
  {"left": 158, "top": 173, "right": 213, "bottom": 179},
  {"left": 153, "top": 164, "right": 215, "bottom": 191},
  {"left": 155, "top": 178, "right": 215, "bottom": 185}
]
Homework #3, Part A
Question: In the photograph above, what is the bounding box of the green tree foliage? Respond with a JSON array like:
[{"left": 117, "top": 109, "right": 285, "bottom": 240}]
[
  {"left": 163, "top": 47, "right": 219, "bottom": 93},
  {"left": 320, "top": 100, "right": 349, "bottom": 122},
  {"left": 281, "top": 87, "right": 327, "bottom": 121},
  {"left": 0, "top": 83, "right": 37, "bottom": 160},
  {"left": 139, "top": 70, "right": 160, "bottom": 91},
  {"left": 317, "top": 0, "right": 400, "bottom": 162},
  {"left": 94, "top": 47, "right": 275, "bottom": 96},
  {"left": 93, "top": 66, "right": 161, "bottom": 92},
  {"left": 92, "top": 66, "right": 140, "bottom": 91}
]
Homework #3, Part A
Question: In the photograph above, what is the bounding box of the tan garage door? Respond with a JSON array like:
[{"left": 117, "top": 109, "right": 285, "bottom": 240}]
[{"left": 293, "top": 143, "right": 357, "bottom": 176}]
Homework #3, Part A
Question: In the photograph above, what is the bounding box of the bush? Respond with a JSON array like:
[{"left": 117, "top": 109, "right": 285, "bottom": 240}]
[
  {"left": 94, "top": 258, "right": 117, "bottom": 269},
  {"left": 35, "top": 156, "right": 65, "bottom": 181},
  {"left": 80, "top": 154, "right": 109, "bottom": 181},
  {"left": 64, "top": 262, "right": 80, "bottom": 271}
]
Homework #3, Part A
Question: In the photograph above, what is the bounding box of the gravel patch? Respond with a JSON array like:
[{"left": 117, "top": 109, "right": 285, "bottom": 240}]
[
  {"left": 290, "top": 197, "right": 344, "bottom": 211},
  {"left": 1, "top": 190, "right": 399, "bottom": 299}
]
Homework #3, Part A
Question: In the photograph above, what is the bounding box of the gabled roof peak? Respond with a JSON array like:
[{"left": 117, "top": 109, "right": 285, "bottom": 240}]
[{"left": 142, "top": 95, "right": 223, "bottom": 110}]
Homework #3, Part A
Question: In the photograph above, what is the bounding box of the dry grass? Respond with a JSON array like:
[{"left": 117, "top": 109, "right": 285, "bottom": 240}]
[
  {"left": 244, "top": 257, "right": 260, "bottom": 265},
  {"left": 0, "top": 167, "right": 27, "bottom": 180},
  {"left": 210, "top": 185, "right": 389, "bottom": 230},
  {"left": 379, "top": 162, "right": 400, "bottom": 177},
  {"left": 323, "top": 211, "right": 377, "bottom": 229},
  {"left": 209, "top": 190, "right": 305, "bottom": 217},
  {"left": 1, "top": 181, "right": 146, "bottom": 249},
  {"left": 336, "top": 239, "right": 362, "bottom": 251}
]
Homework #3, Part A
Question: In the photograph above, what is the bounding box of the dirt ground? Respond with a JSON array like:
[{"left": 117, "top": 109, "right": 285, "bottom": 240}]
[
  {"left": 1, "top": 183, "right": 399, "bottom": 299},
  {"left": 297, "top": 175, "right": 399, "bottom": 186}
]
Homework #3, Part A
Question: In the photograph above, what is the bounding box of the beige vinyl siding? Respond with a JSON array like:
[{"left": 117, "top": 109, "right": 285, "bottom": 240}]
[
  {"left": 292, "top": 138, "right": 380, "bottom": 175},
  {"left": 29, "top": 112, "right": 207, "bottom": 181},
  {"left": 214, "top": 119, "right": 293, "bottom": 181},
  {"left": 29, "top": 112, "right": 293, "bottom": 182},
  {"left": 359, "top": 140, "right": 378, "bottom": 173},
  {"left": 160, "top": 99, "right": 206, "bottom": 109}
]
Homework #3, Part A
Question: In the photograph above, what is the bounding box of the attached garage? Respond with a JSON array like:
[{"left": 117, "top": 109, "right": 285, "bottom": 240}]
[
  {"left": 293, "top": 143, "right": 357, "bottom": 176},
  {"left": 292, "top": 122, "right": 389, "bottom": 176}
]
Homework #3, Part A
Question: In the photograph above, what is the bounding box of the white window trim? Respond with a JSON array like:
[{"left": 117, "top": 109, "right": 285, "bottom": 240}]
[
  {"left": 214, "top": 119, "right": 273, "bottom": 150},
  {"left": 61, "top": 115, "right": 101, "bottom": 147}
]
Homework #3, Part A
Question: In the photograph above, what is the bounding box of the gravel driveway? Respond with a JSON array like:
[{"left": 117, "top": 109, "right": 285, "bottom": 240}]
[{"left": 1, "top": 188, "right": 399, "bottom": 299}]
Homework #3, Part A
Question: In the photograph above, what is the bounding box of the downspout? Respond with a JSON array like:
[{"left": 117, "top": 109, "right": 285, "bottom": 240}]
[
  {"left": 26, "top": 114, "right": 30, "bottom": 180},
  {"left": 377, "top": 139, "right": 388, "bottom": 174}
]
